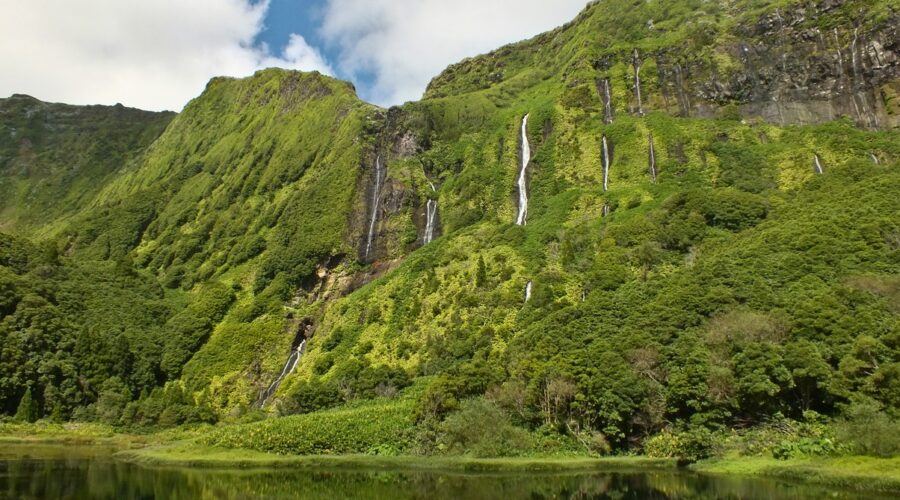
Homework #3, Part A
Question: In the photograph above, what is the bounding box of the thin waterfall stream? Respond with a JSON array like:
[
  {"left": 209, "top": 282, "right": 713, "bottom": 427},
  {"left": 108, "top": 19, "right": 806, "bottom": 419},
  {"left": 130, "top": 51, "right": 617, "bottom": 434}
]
[
  {"left": 364, "top": 156, "right": 384, "bottom": 260},
  {"left": 261, "top": 339, "right": 307, "bottom": 405},
  {"left": 648, "top": 132, "right": 657, "bottom": 183},
  {"left": 424, "top": 181, "right": 437, "bottom": 245},
  {"left": 632, "top": 48, "right": 644, "bottom": 116},
  {"left": 602, "top": 79, "right": 614, "bottom": 124},
  {"left": 602, "top": 135, "right": 611, "bottom": 191},
  {"left": 814, "top": 154, "right": 824, "bottom": 174},
  {"left": 515, "top": 114, "right": 531, "bottom": 226}
]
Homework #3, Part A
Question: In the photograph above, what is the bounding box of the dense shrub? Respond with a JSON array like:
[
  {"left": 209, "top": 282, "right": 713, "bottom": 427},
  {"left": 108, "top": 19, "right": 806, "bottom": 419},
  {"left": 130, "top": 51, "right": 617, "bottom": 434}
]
[
  {"left": 835, "top": 403, "right": 900, "bottom": 457},
  {"left": 643, "top": 427, "right": 718, "bottom": 463},
  {"left": 439, "top": 398, "right": 530, "bottom": 457}
]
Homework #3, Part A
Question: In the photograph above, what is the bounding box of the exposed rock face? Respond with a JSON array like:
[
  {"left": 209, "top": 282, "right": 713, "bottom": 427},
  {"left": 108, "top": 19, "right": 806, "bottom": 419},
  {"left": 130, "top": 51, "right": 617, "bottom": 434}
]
[
  {"left": 653, "top": 3, "right": 898, "bottom": 128},
  {"left": 354, "top": 110, "right": 427, "bottom": 265}
]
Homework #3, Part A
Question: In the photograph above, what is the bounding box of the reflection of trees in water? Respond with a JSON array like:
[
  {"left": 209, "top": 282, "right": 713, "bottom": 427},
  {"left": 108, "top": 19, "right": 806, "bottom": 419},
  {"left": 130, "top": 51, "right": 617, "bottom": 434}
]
[{"left": 0, "top": 452, "right": 888, "bottom": 500}]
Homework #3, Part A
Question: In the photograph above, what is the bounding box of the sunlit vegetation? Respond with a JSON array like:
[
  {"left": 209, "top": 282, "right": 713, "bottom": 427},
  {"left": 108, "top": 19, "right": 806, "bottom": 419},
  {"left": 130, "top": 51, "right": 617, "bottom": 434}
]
[{"left": 0, "top": 0, "right": 897, "bottom": 477}]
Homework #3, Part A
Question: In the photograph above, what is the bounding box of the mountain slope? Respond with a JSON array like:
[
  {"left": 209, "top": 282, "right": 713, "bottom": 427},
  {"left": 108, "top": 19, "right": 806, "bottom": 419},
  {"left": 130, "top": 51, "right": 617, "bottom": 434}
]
[
  {"left": 0, "top": 0, "right": 898, "bottom": 457},
  {"left": 0, "top": 95, "right": 173, "bottom": 233}
]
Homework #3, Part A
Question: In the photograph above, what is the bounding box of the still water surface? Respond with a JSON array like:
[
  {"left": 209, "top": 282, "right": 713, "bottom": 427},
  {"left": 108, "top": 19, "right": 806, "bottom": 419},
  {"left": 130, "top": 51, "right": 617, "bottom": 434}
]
[{"left": 0, "top": 444, "right": 888, "bottom": 499}]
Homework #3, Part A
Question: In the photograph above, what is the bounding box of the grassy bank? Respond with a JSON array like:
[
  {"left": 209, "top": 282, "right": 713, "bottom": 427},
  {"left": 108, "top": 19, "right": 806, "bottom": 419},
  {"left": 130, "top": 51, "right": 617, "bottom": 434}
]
[
  {"left": 0, "top": 422, "right": 138, "bottom": 446},
  {"left": 693, "top": 456, "right": 900, "bottom": 493},
  {"left": 117, "top": 443, "right": 675, "bottom": 473}
]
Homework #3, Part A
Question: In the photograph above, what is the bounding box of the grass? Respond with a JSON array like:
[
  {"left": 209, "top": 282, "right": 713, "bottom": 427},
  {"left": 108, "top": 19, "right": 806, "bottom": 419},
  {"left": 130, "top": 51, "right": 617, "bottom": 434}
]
[
  {"left": 117, "top": 443, "right": 675, "bottom": 472},
  {"left": 693, "top": 455, "right": 900, "bottom": 493},
  {"left": 0, "top": 421, "right": 146, "bottom": 447}
]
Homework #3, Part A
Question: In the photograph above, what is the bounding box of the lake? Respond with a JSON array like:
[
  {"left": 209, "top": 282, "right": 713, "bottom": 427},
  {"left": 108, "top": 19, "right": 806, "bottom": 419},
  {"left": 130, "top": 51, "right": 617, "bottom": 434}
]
[{"left": 0, "top": 444, "right": 888, "bottom": 499}]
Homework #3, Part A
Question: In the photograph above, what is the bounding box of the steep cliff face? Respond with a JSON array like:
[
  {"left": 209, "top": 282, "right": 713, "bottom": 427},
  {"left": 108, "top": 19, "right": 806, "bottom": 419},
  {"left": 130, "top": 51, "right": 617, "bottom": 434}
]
[
  {"left": 425, "top": 0, "right": 899, "bottom": 129},
  {"left": 659, "top": 1, "right": 899, "bottom": 128},
  {"left": 0, "top": 95, "right": 173, "bottom": 232}
]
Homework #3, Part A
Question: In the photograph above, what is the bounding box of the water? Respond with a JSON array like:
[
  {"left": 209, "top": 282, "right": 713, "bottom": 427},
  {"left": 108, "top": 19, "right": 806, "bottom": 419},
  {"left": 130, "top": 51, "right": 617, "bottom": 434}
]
[
  {"left": 601, "top": 135, "right": 611, "bottom": 192},
  {"left": 648, "top": 132, "right": 657, "bottom": 183},
  {"left": 260, "top": 339, "right": 306, "bottom": 405},
  {"left": 424, "top": 180, "right": 437, "bottom": 245},
  {"left": 524, "top": 280, "right": 532, "bottom": 302},
  {"left": 424, "top": 199, "right": 438, "bottom": 244},
  {"left": 365, "top": 156, "right": 384, "bottom": 260},
  {"left": 632, "top": 48, "right": 644, "bottom": 116},
  {"left": 515, "top": 114, "right": 530, "bottom": 226},
  {"left": 601, "top": 78, "right": 614, "bottom": 124},
  {"left": 814, "top": 154, "right": 824, "bottom": 174},
  {"left": 0, "top": 445, "right": 888, "bottom": 500}
]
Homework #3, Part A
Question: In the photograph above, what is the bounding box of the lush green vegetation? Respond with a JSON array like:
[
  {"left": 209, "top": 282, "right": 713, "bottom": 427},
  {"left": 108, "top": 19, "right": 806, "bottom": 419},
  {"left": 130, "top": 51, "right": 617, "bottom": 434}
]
[
  {"left": 0, "top": 0, "right": 897, "bottom": 487},
  {"left": 0, "top": 95, "right": 174, "bottom": 233}
]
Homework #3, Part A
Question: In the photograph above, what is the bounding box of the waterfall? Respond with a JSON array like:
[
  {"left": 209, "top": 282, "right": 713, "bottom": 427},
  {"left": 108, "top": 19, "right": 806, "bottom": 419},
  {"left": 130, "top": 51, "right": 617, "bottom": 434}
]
[
  {"left": 601, "top": 135, "right": 611, "bottom": 192},
  {"left": 515, "top": 114, "right": 531, "bottom": 226},
  {"left": 524, "top": 281, "right": 533, "bottom": 302},
  {"left": 581, "top": 290, "right": 587, "bottom": 302},
  {"left": 632, "top": 48, "right": 644, "bottom": 116},
  {"left": 365, "top": 156, "right": 384, "bottom": 260},
  {"left": 261, "top": 339, "right": 307, "bottom": 405},
  {"left": 602, "top": 78, "right": 614, "bottom": 124},
  {"left": 814, "top": 154, "right": 824, "bottom": 174},
  {"left": 602, "top": 203, "right": 610, "bottom": 217},
  {"left": 424, "top": 196, "right": 437, "bottom": 245},
  {"left": 648, "top": 132, "right": 658, "bottom": 183},
  {"left": 870, "top": 153, "right": 879, "bottom": 165},
  {"left": 850, "top": 28, "right": 861, "bottom": 81},
  {"left": 832, "top": 29, "right": 846, "bottom": 76}
]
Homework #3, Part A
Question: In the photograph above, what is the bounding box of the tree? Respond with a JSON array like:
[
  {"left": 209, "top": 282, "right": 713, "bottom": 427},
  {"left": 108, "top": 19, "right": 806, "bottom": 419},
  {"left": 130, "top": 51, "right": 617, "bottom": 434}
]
[
  {"left": 475, "top": 256, "right": 487, "bottom": 288},
  {"left": 15, "top": 387, "right": 39, "bottom": 423}
]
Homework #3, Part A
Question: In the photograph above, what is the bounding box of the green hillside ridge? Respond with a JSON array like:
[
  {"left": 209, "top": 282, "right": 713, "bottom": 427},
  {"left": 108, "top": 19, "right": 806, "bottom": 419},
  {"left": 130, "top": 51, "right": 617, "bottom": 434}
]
[
  {"left": 0, "top": 0, "right": 898, "bottom": 472},
  {"left": 0, "top": 95, "right": 174, "bottom": 233}
]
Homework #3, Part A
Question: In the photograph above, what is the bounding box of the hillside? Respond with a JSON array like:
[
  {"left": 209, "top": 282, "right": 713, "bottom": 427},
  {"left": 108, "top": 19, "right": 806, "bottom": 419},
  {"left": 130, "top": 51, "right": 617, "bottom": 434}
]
[
  {"left": 1, "top": 0, "right": 899, "bottom": 461},
  {"left": 0, "top": 95, "right": 174, "bottom": 233}
]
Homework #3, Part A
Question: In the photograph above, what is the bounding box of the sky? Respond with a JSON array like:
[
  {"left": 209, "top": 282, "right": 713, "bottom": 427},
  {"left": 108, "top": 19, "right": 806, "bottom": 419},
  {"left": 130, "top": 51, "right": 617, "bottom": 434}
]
[{"left": 0, "top": 0, "right": 589, "bottom": 111}]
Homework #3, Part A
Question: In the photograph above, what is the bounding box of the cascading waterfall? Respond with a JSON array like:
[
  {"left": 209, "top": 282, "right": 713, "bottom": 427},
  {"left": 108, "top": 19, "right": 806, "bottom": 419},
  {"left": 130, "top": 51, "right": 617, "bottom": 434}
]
[
  {"left": 261, "top": 339, "right": 307, "bottom": 405},
  {"left": 601, "top": 135, "right": 612, "bottom": 192},
  {"left": 602, "top": 78, "right": 614, "bottom": 124},
  {"left": 524, "top": 281, "right": 533, "bottom": 302},
  {"left": 601, "top": 203, "right": 610, "bottom": 217},
  {"left": 365, "top": 156, "right": 384, "bottom": 260},
  {"left": 648, "top": 132, "right": 658, "bottom": 183},
  {"left": 515, "top": 114, "right": 531, "bottom": 226},
  {"left": 581, "top": 290, "right": 587, "bottom": 302},
  {"left": 814, "top": 154, "right": 824, "bottom": 174},
  {"left": 632, "top": 48, "right": 644, "bottom": 116},
  {"left": 870, "top": 153, "right": 879, "bottom": 165},
  {"left": 424, "top": 181, "right": 438, "bottom": 244}
]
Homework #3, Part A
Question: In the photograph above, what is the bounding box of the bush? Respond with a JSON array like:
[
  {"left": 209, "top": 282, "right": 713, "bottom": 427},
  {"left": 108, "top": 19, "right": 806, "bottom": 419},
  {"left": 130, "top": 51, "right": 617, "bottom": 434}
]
[
  {"left": 439, "top": 398, "right": 530, "bottom": 457},
  {"left": 644, "top": 427, "right": 717, "bottom": 463},
  {"left": 835, "top": 402, "right": 900, "bottom": 457}
]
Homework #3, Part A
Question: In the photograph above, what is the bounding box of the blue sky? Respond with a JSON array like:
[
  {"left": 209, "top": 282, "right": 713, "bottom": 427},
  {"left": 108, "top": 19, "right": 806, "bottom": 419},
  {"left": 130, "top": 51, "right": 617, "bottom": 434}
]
[
  {"left": 254, "top": 0, "right": 377, "bottom": 97},
  {"left": 1, "top": 0, "right": 589, "bottom": 111}
]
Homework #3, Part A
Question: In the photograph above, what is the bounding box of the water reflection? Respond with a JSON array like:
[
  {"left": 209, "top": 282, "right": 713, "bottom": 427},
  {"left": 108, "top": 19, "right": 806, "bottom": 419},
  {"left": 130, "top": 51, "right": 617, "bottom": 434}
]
[{"left": 0, "top": 445, "right": 887, "bottom": 500}]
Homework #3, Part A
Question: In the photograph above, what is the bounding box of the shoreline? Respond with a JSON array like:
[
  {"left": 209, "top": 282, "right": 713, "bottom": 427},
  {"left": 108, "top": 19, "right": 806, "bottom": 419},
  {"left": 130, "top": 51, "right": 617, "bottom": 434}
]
[
  {"left": 2, "top": 433, "right": 899, "bottom": 493},
  {"left": 693, "top": 455, "right": 900, "bottom": 494},
  {"left": 115, "top": 443, "right": 677, "bottom": 473}
]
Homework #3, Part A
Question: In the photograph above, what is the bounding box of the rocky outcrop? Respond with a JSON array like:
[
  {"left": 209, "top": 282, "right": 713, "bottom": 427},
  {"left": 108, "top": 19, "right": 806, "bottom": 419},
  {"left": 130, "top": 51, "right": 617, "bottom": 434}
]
[{"left": 641, "top": 2, "right": 897, "bottom": 128}]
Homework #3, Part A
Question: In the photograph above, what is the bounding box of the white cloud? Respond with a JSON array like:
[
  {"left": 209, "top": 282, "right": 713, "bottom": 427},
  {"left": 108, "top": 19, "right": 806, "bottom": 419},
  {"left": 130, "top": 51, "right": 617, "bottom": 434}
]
[
  {"left": 318, "top": 0, "right": 590, "bottom": 105},
  {"left": 0, "top": 0, "right": 333, "bottom": 111},
  {"left": 0, "top": 0, "right": 591, "bottom": 111}
]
